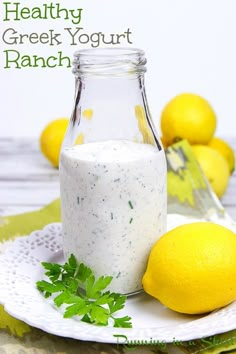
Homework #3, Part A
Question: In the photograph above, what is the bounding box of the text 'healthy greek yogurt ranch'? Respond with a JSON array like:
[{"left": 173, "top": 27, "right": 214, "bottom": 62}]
[
  {"left": 59, "top": 48, "right": 167, "bottom": 294},
  {"left": 60, "top": 140, "right": 166, "bottom": 294}
]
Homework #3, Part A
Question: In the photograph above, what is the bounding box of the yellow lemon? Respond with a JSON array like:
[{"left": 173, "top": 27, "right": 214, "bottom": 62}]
[
  {"left": 208, "top": 137, "right": 235, "bottom": 174},
  {"left": 160, "top": 93, "right": 217, "bottom": 145},
  {"left": 142, "top": 222, "right": 236, "bottom": 314},
  {"left": 160, "top": 136, "right": 169, "bottom": 149},
  {"left": 191, "top": 145, "right": 230, "bottom": 198},
  {"left": 40, "top": 118, "right": 69, "bottom": 168}
]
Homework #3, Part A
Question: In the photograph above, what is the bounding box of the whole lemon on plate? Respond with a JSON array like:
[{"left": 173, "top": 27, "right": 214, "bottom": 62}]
[
  {"left": 40, "top": 118, "right": 69, "bottom": 168},
  {"left": 191, "top": 145, "right": 230, "bottom": 198},
  {"left": 160, "top": 93, "right": 217, "bottom": 145},
  {"left": 142, "top": 222, "right": 236, "bottom": 314},
  {"left": 208, "top": 137, "right": 235, "bottom": 174}
]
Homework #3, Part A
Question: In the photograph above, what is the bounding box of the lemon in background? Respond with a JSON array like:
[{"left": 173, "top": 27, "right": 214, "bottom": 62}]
[
  {"left": 142, "top": 222, "right": 236, "bottom": 314},
  {"left": 161, "top": 93, "right": 217, "bottom": 145},
  {"left": 40, "top": 118, "right": 69, "bottom": 168},
  {"left": 191, "top": 145, "right": 230, "bottom": 198},
  {"left": 208, "top": 137, "right": 235, "bottom": 174},
  {"left": 160, "top": 136, "right": 169, "bottom": 149}
]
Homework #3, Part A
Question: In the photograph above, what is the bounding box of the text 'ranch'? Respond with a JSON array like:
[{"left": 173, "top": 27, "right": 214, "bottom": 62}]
[{"left": 2, "top": 2, "right": 133, "bottom": 69}]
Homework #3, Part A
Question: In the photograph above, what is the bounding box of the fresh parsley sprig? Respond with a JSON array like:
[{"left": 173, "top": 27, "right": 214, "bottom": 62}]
[{"left": 36, "top": 254, "right": 132, "bottom": 328}]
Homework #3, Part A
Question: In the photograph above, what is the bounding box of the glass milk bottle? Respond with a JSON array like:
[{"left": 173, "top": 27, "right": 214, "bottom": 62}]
[{"left": 59, "top": 48, "right": 167, "bottom": 294}]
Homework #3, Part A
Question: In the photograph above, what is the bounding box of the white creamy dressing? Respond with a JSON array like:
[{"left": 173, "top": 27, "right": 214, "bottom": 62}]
[{"left": 60, "top": 140, "right": 167, "bottom": 294}]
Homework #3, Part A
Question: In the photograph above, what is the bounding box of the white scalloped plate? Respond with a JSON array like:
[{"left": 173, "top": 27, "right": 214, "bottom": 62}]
[{"left": 1, "top": 222, "right": 236, "bottom": 344}]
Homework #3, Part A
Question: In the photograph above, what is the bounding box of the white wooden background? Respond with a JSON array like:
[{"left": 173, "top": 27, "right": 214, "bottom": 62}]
[
  {"left": 0, "top": 138, "right": 235, "bottom": 219},
  {"left": 0, "top": 138, "right": 59, "bottom": 216}
]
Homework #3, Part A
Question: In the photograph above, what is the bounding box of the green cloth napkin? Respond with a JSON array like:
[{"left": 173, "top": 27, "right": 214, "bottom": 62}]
[
  {"left": 179, "top": 331, "right": 236, "bottom": 354},
  {"left": 0, "top": 198, "right": 61, "bottom": 241},
  {"left": 166, "top": 140, "right": 226, "bottom": 219}
]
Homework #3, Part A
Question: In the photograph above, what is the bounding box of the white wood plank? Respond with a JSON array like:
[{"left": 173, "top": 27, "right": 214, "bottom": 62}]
[
  {"left": 0, "top": 181, "right": 59, "bottom": 206},
  {"left": 0, "top": 137, "right": 43, "bottom": 155},
  {"left": 0, "top": 154, "right": 58, "bottom": 181},
  {"left": 0, "top": 205, "right": 43, "bottom": 216},
  {"left": 225, "top": 206, "right": 236, "bottom": 220},
  {"left": 0, "top": 139, "right": 59, "bottom": 215}
]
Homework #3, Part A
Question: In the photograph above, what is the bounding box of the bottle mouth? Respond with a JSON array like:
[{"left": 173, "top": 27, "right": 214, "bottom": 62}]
[{"left": 72, "top": 48, "right": 147, "bottom": 77}]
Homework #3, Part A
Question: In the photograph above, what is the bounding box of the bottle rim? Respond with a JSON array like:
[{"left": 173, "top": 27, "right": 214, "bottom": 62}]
[
  {"left": 74, "top": 47, "right": 145, "bottom": 57},
  {"left": 72, "top": 47, "right": 147, "bottom": 77}
]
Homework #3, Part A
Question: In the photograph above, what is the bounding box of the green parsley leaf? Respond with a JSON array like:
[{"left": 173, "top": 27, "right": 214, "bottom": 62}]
[
  {"left": 81, "top": 313, "right": 92, "bottom": 324},
  {"left": 77, "top": 263, "right": 92, "bottom": 282},
  {"left": 54, "top": 291, "right": 70, "bottom": 307},
  {"left": 113, "top": 316, "right": 132, "bottom": 328},
  {"left": 64, "top": 303, "right": 87, "bottom": 318},
  {"left": 36, "top": 255, "right": 132, "bottom": 328},
  {"left": 108, "top": 293, "right": 127, "bottom": 314},
  {"left": 36, "top": 280, "right": 65, "bottom": 295},
  {"left": 94, "top": 292, "right": 114, "bottom": 306},
  {"left": 86, "top": 275, "right": 113, "bottom": 299},
  {"left": 90, "top": 305, "right": 109, "bottom": 326},
  {"left": 68, "top": 254, "right": 78, "bottom": 269}
]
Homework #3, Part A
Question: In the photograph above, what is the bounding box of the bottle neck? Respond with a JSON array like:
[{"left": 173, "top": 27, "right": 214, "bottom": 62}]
[
  {"left": 75, "top": 73, "right": 145, "bottom": 106},
  {"left": 65, "top": 48, "right": 161, "bottom": 149},
  {"left": 71, "top": 73, "right": 146, "bottom": 136},
  {"left": 72, "top": 48, "right": 147, "bottom": 78}
]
